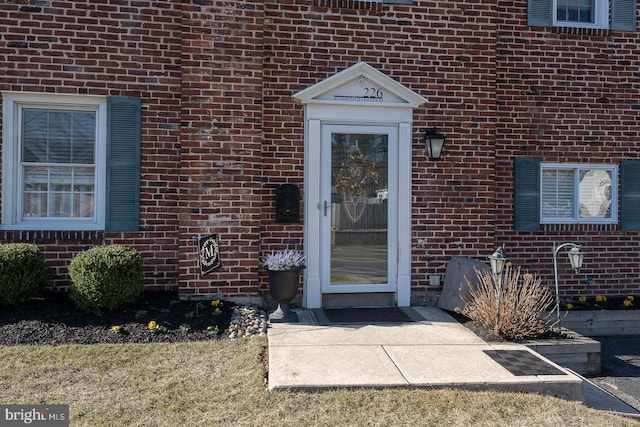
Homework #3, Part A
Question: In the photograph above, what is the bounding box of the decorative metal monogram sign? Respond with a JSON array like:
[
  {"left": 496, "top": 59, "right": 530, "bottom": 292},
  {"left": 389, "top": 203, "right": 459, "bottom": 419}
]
[{"left": 198, "top": 233, "right": 221, "bottom": 276}]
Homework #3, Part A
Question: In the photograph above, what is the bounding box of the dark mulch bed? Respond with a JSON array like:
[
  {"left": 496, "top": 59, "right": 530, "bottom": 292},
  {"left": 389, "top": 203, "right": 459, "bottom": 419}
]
[
  {"left": 0, "top": 291, "right": 234, "bottom": 346},
  {"left": 449, "top": 312, "right": 568, "bottom": 342},
  {"left": 450, "top": 313, "right": 506, "bottom": 342}
]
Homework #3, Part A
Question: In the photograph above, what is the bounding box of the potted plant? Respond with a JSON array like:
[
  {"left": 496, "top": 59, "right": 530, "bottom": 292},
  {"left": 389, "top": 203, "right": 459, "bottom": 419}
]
[{"left": 262, "top": 249, "right": 306, "bottom": 323}]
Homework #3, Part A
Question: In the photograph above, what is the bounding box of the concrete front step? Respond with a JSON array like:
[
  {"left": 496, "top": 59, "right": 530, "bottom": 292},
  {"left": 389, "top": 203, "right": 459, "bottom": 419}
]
[{"left": 267, "top": 307, "right": 584, "bottom": 402}]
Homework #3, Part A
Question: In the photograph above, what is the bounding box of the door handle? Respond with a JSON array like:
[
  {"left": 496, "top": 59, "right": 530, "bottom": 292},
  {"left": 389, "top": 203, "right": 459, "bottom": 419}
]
[{"left": 323, "top": 200, "right": 330, "bottom": 216}]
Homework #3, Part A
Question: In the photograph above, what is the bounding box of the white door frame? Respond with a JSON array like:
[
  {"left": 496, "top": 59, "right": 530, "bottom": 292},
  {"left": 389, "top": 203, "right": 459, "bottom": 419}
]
[
  {"left": 303, "top": 108, "right": 413, "bottom": 308},
  {"left": 293, "top": 62, "right": 426, "bottom": 308}
]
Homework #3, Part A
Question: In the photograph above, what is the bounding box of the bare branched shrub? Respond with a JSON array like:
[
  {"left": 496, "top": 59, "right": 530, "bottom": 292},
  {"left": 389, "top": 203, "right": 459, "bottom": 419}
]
[{"left": 458, "top": 265, "right": 557, "bottom": 340}]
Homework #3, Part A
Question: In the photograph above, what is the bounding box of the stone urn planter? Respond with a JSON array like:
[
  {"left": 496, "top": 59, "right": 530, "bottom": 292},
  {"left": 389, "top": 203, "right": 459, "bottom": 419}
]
[
  {"left": 262, "top": 249, "right": 306, "bottom": 323},
  {"left": 268, "top": 269, "right": 303, "bottom": 323}
]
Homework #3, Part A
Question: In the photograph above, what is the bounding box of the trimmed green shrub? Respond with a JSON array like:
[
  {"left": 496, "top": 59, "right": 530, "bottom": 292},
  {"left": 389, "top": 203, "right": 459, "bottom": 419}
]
[
  {"left": 0, "top": 243, "right": 47, "bottom": 305},
  {"left": 69, "top": 245, "right": 144, "bottom": 314}
]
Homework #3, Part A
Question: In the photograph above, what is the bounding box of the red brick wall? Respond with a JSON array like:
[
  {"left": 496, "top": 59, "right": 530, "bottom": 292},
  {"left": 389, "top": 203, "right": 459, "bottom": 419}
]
[
  {"left": 495, "top": 1, "right": 640, "bottom": 297},
  {"left": 2, "top": 0, "right": 638, "bottom": 300},
  {"left": 261, "top": 1, "right": 498, "bottom": 296},
  {"left": 178, "top": 1, "right": 265, "bottom": 296},
  {"left": 0, "top": 1, "right": 182, "bottom": 290}
]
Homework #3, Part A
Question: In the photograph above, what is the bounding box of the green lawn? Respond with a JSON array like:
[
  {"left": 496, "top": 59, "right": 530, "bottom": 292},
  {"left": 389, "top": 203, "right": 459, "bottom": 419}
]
[{"left": 0, "top": 337, "right": 637, "bottom": 426}]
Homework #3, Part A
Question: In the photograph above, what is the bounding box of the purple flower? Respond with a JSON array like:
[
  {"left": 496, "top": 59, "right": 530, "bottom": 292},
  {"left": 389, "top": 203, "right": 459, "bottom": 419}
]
[{"left": 262, "top": 250, "right": 306, "bottom": 271}]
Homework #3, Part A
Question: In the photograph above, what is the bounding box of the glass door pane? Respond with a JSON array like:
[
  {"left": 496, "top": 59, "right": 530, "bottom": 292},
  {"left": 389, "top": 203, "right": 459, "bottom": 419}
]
[{"left": 330, "top": 132, "right": 388, "bottom": 285}]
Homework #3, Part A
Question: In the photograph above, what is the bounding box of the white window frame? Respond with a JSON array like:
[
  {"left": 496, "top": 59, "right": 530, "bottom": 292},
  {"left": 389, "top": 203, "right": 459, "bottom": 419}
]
[
  {"left": 540, "top": 163, "right": 618, "bottom": 224},
  {"left": 553, "top": 0, "right": 609, "bottom": 29},
  {"left": 1, "top": 92, "right": 107, "bottom": 230}
]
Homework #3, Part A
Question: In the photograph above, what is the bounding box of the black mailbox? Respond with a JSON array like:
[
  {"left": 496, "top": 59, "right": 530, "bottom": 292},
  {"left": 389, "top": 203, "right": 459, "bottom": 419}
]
[{"left": 275, "top": 184, "right": 300, "bottom": 223}]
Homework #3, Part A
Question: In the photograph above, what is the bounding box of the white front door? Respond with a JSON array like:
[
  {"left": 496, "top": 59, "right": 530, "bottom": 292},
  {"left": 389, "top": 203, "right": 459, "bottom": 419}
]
[
  {"left": 320, "top": 124, "right": 398, "bottom": 294},
  {"left": 294, "top": 62, "right": 426, "bottom": 309}
]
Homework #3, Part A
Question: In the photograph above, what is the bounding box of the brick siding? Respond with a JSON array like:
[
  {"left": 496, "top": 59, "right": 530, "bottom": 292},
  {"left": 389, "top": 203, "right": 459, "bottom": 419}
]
[
  {"left": 495, "top": 1, "right": 640, "bottom": 296},
  {"left": 1, "top": 0, "right": 638, "bottom": 300},
  {"left": 0, "top": 1, "right": 182, "bottom": 291}
]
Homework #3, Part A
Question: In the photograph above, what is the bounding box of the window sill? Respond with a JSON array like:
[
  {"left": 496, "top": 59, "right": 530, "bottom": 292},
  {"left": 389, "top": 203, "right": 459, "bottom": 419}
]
[
  {"left": 313, "top": 0, "right": 383, "bottom": 10},
  {"left": 540, "top": 223, "right": 618, "bottom": 233},
  {"left": 0, "top": 230, "right": 105, "bottom": 242},
  {"left": 550, "top": 26, "right": 610, "bottom": 36}
]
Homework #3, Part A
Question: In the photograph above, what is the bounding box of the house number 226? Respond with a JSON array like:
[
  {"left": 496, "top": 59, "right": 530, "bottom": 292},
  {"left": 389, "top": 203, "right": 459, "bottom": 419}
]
[{"left": 363, "top": 87, "right": 383, "bottom": 98}]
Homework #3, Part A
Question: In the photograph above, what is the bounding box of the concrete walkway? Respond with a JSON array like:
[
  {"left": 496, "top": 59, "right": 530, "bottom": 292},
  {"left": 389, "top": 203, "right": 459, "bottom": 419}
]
[{"left": 268, "top": 306, "right": 583, "bottom": 401}]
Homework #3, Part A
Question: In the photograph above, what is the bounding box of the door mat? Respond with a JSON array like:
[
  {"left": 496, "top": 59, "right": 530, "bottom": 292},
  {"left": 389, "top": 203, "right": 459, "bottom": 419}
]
[
  {"left": 483, "top": 350, "right": 565, "bottom": 376},
  {"left": 312, "top": 307, "right": 426, "bottom": 325}
]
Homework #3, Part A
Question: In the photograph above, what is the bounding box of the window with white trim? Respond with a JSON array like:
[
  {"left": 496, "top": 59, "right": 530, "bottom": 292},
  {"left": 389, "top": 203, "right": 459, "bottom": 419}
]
[
  {"left": 541, "top": 163, "right": 617, "bottom": 224},
  {"left": 528, "top": 0, "right": 636, "bottom": 31},
  {"left": 554, "top": 0, "right": 608, "bottom": 29},
  {"left": 2, "top": 92, "right": 107, "bottom": 230}
]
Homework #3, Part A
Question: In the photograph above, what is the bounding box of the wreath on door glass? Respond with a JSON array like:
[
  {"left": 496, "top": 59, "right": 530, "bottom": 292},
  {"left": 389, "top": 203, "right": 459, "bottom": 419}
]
[{"left": 334, "top": 146, "right": 379, "bottom": 222}]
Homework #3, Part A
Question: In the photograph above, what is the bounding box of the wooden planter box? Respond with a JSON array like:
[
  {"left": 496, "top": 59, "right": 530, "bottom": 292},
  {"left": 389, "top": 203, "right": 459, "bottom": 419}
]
[
  {"left": 521, "top": 329, "right": 601, "bottom": 376},
  {"left": 521, "top": 310, "right": 640, "bottom": 375},
  {"left": 558, "top": 310, "right": 640, "bottom": 337}
]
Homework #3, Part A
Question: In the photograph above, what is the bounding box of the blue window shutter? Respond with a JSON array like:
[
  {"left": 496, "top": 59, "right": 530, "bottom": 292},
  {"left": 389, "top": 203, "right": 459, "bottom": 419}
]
[
  {"left": 528, "top": 0, "right": 553, "bottom": 27},
  {"left": 620, "top": 161, "right": 640, "bottom": 231},
  {"left": 385, "top": 0, "right": 412, "bottom": 4},
  {"left": 612, "top": 0, "right": 637, "bottom": 31},
  {"left": 106, "top": 96, "right": 141, "bottom": 231},
  {"left": 514, "top": 158, "right": 541, "bottom": 231}
]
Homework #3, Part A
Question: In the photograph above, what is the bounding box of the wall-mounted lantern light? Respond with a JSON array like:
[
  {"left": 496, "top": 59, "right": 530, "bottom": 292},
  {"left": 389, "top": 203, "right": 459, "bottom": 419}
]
[{"left": 424, "top": 128, "right": 446, "bottom": 160}]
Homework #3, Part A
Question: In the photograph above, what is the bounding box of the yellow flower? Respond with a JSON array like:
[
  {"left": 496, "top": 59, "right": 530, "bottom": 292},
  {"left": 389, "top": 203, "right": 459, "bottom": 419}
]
[
  {"left": 566, "top": 303, "right": 574, "bottom": 310},
  {"left": 595, "top": 295, "right": 607, "bottom": 302},
  {"left": 578, "top": 296, "right": 587, "bottom": 303},
  {"left": 623, "top": 300, "right": 633, "bottom": 307},
  {"left": 211, "top": 299, "right": 221, "bottom": 307},
  {"left": 148, "top": 321, "right": 157, "bottom": 330},
  {"left": 111, "top": 325, "right": 121, "bottom": 333},
  {"left": 214, "top": 308, "right": 222, "bottom": 315},
  {"left": 627, "top": 296, "right": 635, "bottom": 301}
]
